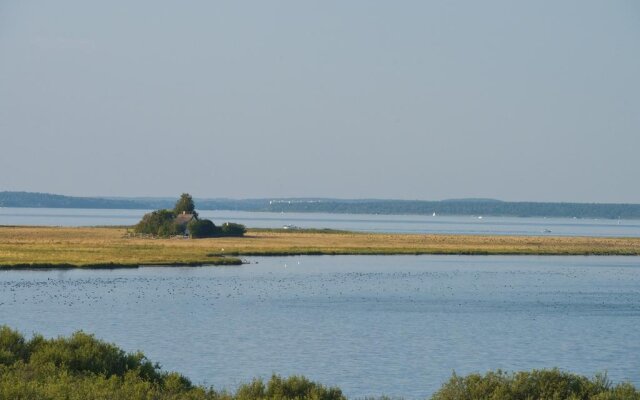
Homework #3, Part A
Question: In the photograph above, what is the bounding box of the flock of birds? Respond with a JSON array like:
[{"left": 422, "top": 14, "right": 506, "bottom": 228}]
[{"left": 1, "top": 260, "right": 637, "bottom": 316}]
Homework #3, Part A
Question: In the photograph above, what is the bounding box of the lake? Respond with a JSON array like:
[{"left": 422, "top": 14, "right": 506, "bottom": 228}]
[
  {"left": 1, "top": 255, "right": 638, "bottom": 398},
  {"left": 1, "top": 207, "right": 640, "bottom": 237}
]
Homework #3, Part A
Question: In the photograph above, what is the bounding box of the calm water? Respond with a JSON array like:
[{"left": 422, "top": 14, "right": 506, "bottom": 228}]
[
  {"left": 1, "top": 255, "right": 638, "bottom": 398},
  {"left": 1, "top": 207, "right": 639, "bottom": 237}
]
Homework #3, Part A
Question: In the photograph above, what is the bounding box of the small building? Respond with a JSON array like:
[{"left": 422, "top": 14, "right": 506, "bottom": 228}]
[{"left": 175, "top": 211, "right": 196, "bottom": 235}]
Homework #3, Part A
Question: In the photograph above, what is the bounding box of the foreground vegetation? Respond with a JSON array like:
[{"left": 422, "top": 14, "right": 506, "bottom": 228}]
[
  {"left": 0, "top": 326, "right": 637, "bottom": 399},
  {"left": 1, "top": 226, "right": 639, "bottom": 268},
  {"left": 0, "top": 326, "right": 343, "bottom": 400},
  {"left": 431, "top": 370, "right": 639, "bottom": 400}
]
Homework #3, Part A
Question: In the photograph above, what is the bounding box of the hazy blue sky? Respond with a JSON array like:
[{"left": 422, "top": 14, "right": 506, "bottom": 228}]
[{"left": 1, "top": 1, "right": 639, "bottom": 202}]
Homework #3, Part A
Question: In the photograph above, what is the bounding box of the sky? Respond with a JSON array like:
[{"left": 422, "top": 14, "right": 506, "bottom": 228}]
[{"left": 1, "top": 1, "right": 639, "bottom": 202}]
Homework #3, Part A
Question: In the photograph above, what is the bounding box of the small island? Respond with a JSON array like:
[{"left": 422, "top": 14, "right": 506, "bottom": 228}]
[{"left": 134, "top": 193, "right": 246, "bottom": 238}]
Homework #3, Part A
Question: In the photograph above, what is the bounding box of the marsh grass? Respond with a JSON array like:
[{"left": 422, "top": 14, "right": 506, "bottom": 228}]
[{"left": 1, "top": 226, "right": 639, "bottom": 269}]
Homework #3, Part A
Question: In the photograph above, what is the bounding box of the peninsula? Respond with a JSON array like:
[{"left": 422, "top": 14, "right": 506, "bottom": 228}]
[{"left": 1, "top": 226, "right": 639, "bottom": 269}]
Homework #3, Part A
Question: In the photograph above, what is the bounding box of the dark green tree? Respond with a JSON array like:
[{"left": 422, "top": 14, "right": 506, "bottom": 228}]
[{"left": 174, "top": 193, "right": 197, "bottom": 217}]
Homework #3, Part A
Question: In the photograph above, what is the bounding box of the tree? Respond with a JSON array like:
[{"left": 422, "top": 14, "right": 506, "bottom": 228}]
[
  {"left": 174, "top": 193, "right": 197, "bottom": 217},
  {"left": 134, "top": 209, "right": 179, "bottom": 236}
]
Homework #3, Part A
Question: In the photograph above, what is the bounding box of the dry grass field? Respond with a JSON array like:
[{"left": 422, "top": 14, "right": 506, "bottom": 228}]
[{"left": 0, "top": 226, "right": 639, "bottom": 268}]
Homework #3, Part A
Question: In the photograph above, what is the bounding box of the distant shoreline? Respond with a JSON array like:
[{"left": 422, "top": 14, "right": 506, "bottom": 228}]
[
  {"left": 2, "top": 191, "right": 640, "bottom": 219},
  {"left": 1, "top": 226, "right": 639, "bottom": 270}
]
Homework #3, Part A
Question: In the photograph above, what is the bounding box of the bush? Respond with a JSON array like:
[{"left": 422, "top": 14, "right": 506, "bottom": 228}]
[
  {"left": 0, "top": 326, "right": 27, "bottom": 365},
  {"left": 0, "top": 327, "right": 202, "bottom": 399},
  {"left": 233, "top": 375, "right": 346, "bottom": 400},
  {"left": 134, "top": 209, "right": 182, "bottom": 237},
  {"left": 221, "top": 222, "right": 246, "bottom": 237},
  {"left": 28, "top": 331, "right": 163, "bottom": 382},
  {"left": 431, "top": 369, "right": 639, "bottom": 400},
  {"left": 188, "top": 219, "right": 219, "bottom": 238},
  {"left": 0, "top": 326, "right": 349, "bottom": 400},
  {"left": 265, "top": 374, "right": 345, "bottom": 400}
]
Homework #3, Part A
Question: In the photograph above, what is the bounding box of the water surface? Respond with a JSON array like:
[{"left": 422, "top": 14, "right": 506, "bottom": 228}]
[
  {"left": 1, "top": 255, "right": 638, "bottom": 398},
  {"left": 1, "top": 207, "right": 639, "bottom": 237}
]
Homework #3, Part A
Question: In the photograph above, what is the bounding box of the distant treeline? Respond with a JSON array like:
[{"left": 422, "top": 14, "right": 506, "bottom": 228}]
[
  {"left": 247, "top": 199, "right": 640, "bottom": 219},
  {"left": 0, "top": 191, "right": 147, "bottom": 209},
  {"left": 2, "top": 191, "right": 640, "bottom": 219}
]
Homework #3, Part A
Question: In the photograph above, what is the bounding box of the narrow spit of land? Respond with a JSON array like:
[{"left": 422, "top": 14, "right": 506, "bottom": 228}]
[{"left": 1, "top": 226, "right": 639, "bottom": 269}]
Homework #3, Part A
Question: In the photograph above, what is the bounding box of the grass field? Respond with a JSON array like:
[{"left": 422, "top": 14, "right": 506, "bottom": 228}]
[{"left": 1, "top": 226, "right": 639, "bottom": 268}]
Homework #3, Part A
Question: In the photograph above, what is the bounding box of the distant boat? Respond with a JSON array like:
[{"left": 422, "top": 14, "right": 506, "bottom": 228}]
[
  {"left": 542, "top": 229, "right": 552, "bottom": 233},
  {"left": 282, "top": 224, "right": 301, "bottom": 230},
  {"left": 477, "top": 216, "right": 483, "bottom": 219},
  {"left": 432, "top": 212, "right": 436, "bottom": 217}
]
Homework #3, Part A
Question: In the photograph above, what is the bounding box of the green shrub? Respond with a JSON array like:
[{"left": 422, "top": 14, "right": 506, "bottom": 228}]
[
  {"left": 221, "top": 223, "right": 246, "bottom": 237},
  {"left": 27, "top": 331, "right": 163, "bottom": 382},
  {"left": 0, "top": 327, "right": 349, "bottom": 400},
  {"left": 0, "top": 327, "right": 206, "bottom": 399},
  {"left": 134, "top": 209, "right": 182, "bottom": 237},
  {"left": 265, "top": 374, "right": 345, "bottom": 400},
  {"left": 233, "top": 375, "right": 345, "bottom": 400},
  {"left": 235, "top": 378, "right": 266, "bottom": 400},
  {"left": 188, "top": 219, "right": 219, "bottom": 238},
  {"left": 432, "top": 369, "right": 639, "bottom": 400},
  {"left": 0, "top": 326, "right": 27, "bottom": 365}
]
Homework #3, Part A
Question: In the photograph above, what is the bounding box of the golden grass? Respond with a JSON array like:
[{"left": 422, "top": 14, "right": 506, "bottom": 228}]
[{"left": 0, "top": 226, "right": 639, "bottom": 269}]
